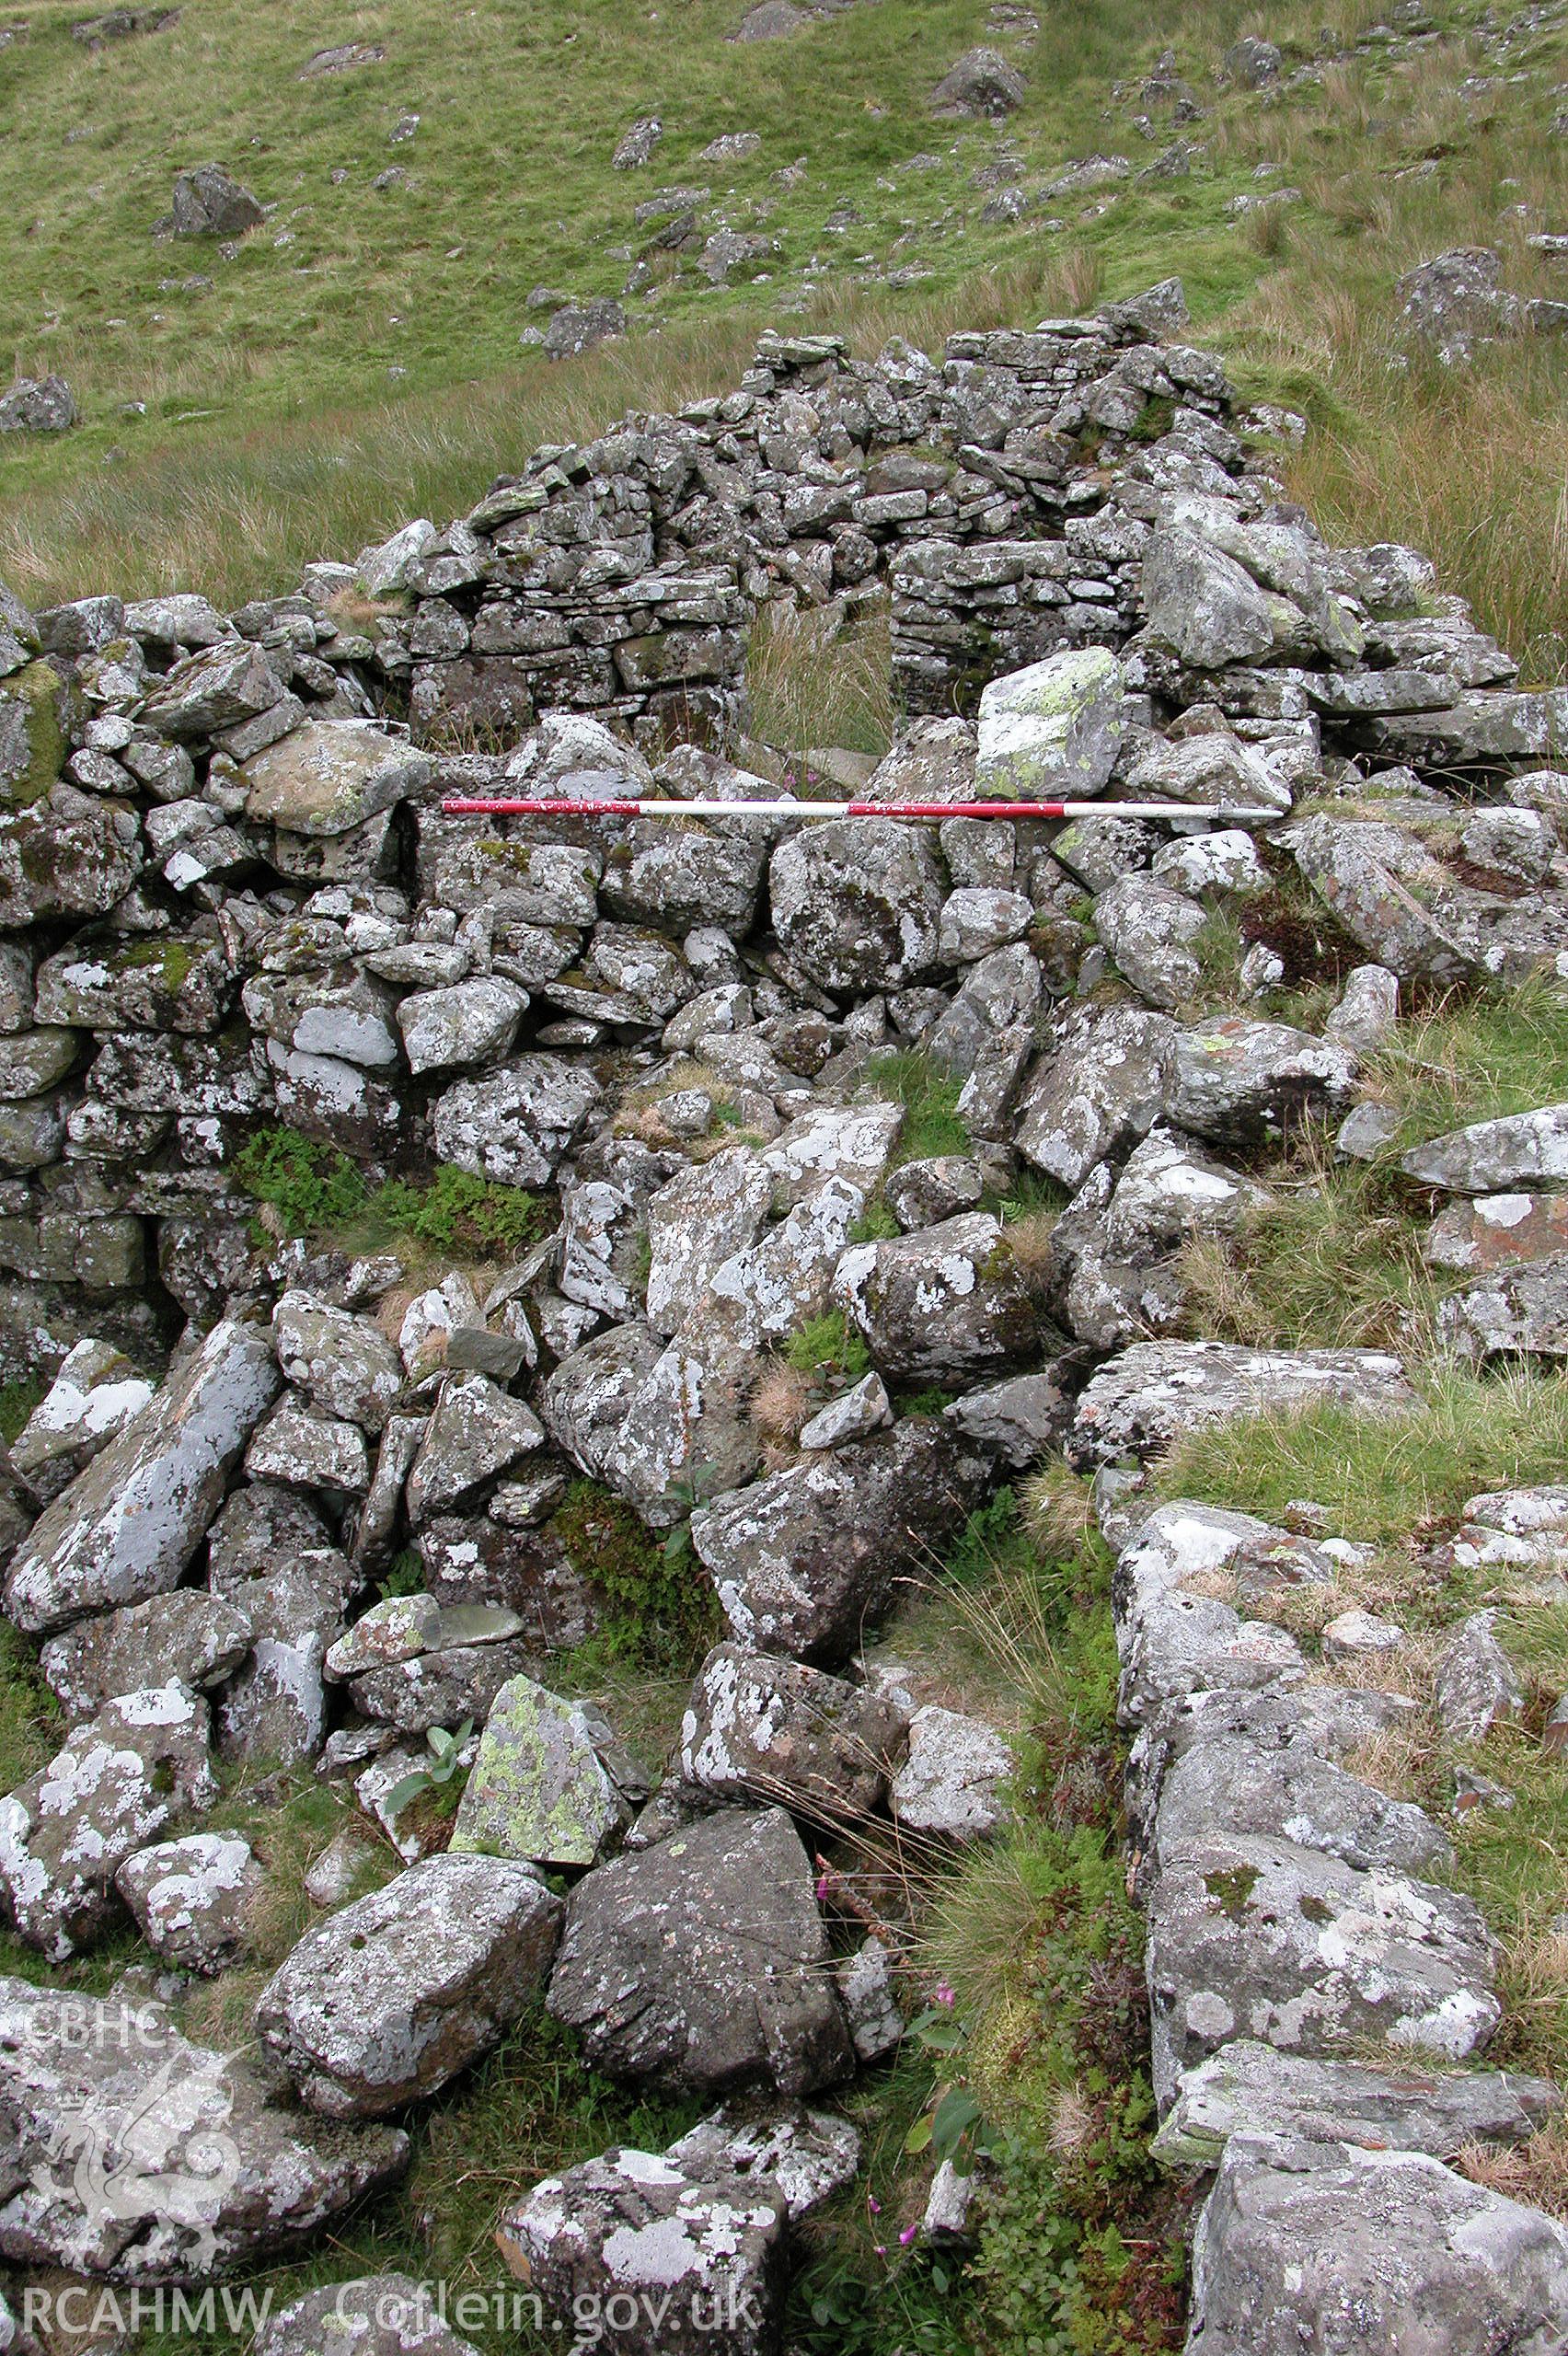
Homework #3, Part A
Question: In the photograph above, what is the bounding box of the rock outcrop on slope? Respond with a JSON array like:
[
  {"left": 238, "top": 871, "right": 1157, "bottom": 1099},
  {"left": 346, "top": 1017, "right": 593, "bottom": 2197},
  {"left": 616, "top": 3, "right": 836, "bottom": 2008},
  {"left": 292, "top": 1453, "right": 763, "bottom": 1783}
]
[{"left": 0, "top": 288, "right": 1563, "bottom": 2347}]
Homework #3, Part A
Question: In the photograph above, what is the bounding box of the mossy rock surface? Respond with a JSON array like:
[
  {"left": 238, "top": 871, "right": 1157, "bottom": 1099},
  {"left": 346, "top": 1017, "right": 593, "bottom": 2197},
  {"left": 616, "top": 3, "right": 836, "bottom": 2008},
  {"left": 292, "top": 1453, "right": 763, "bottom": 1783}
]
[{"left": 0, "top": 662, "right": 65, "bottom": 807}]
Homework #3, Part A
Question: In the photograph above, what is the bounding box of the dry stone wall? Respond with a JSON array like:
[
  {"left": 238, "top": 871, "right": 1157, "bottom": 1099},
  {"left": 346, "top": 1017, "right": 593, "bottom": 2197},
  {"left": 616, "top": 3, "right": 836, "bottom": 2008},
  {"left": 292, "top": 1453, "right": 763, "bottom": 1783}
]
[{"left": 1, "top": 284, "right": 1567, "bottom": 2349}]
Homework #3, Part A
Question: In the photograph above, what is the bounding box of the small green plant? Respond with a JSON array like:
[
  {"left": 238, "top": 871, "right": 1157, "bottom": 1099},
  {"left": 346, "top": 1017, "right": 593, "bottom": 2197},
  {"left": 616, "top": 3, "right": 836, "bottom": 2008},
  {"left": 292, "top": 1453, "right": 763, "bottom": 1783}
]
[
  {"left": 785, "top": 1309, "right": 871, "bottom": 1387},
  {"left": 0, "top": 1376, "right": 44, "bottom": 1448},
  {"left": 904, "top": 1990, "right": 995, "bottom": 2174},
  {"left": 232, "top": 1127, "right": 367, "bottom": 1240},
  {"left": 384, "top": 1720, "right": 474, "bottom": 1823},
  {"left": 850, "top": 1197, "right": 903, "bottom": 1243},
  {"left": 554, "top": 1480, "right": 721, "bottom": 1674},
  {"left": 374, "top": 1164, "right": 545, "bottom": 1259},
  {"left": 380, "top": 1549, "right": 425, "bottom": 1600},
  {"left": 863, "top": 1049, "right": 971, "bottom": 1163},
  {"left": 233, "top": 1126, "right": 543, "bottom": 1259}
]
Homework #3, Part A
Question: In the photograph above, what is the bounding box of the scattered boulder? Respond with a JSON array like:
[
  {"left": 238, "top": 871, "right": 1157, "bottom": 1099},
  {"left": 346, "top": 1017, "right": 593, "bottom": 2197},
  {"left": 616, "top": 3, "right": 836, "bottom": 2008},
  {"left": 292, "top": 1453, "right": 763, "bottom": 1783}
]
[
  {"left": 0, "top": 377, "right": 76, "bottom": 434},
  {"left": 889, "top": 1705, "right": 1014, "bottom": 1842},
  {"left": 678, "top": 1642, "right": 906, "bottom": 1818},
  {"left": 832, "top": 1212, "right": 1042, "bottom": 1380},
  {"left": 497, "top": 2147, "right": 786, "bottom": 2356},
  {"left": 255, "top": 1852, "right": 562, "bottom": 2118},
  {"left": 691, "top": 1423, "right": 995, "bottom": 1661},
  {"left": 0, "top": 1684, "right": 217, "bottom": 1959},
  {"left": 544, "top": 301, "right": 628, "bottom": 361},
  {"left": 1070, "top": 1340, "right": 1419, "bottom": 1465},
  {"left": 115, "top": 1831, "right": 263, "bottom": 1974},
  {"left": 769, "top": 818, "right": 943, "bottom": 994},
  {"left": 973, "top": 648, "right": 1124, "bottom": 801},
  {"left": 255, "top": 2278, "right": 480, "bottom": 2356},
  {"left": 547, "top": 1807, "right": 852, "bottom": 2095},
  {"left": 0, "top": 1976, "right": 409, "bottom": 2280},
  {"left": 931, "top": 46, "right": 1026, "bottom": 118},
  {"left": 1153, "top": 2039, "right": 1562, "bottom": 2169},
  {"left": 167, "top": 163, "right": 265, "bottom": 238}
]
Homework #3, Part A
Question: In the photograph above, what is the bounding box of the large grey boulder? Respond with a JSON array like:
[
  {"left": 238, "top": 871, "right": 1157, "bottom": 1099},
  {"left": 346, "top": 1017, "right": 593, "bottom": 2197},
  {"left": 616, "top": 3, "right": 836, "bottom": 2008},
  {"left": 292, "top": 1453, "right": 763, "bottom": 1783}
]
[
  {"left": 0, "top": 1685, "right": 217, "bottom": 1959},
  {"left": 679, "top": 1643, "right": 907, "bottom": 1819},
  {"left": 691, "top": 1423, "right": 995, "bottom": 1662},
  {"left": 547, "top": 1807, "right": 851, "bottom": 2095},
  {"left": 768, "top": 819, "right": 942, "bottom": 993},
  {"left": 255, "top": 1852, "right": 562, "bottom": 2119},
  {"left": 0, "top": 1977, "right": 409, "bottom": 2281},
  {"left": 889, "top": 1704, "right": 1014, "bottom": 1842},
  {"left": 169, "top": 162, "right": 265, "bottom": 237},
  {"left": 404, "top": 1373, "right": 545, "bottom": 1519},
  {"left": 1142, "top": 526, "right": 1284, "bottom": 668},
  {"left": 1146, "top": 1832, "right": 1499, "bottom": 2108},
  {"left": 544, "top": 300, "right": 627, "bottom": 360},
  {"left": 644, "top": 1149, "right": 774, "bottom": 1336},
  {"left": 0, "top": 375, "right": 77, "bottom": 433},
  {"left": 1397, "top": 245, "right": 1522, "bottom": 364},
  {"left": 137, "top": 639, "right": 284, "bottom": 739},
  {"left": 1433, "top": 1610, "right": 1526, "bottom": 1740},
  {"left": 1095, "top": 874, "right": 1206, "bottom": 1010},
  {"left": 1185, "top": 2132, "right": 1568, "bottom": 2355},
  {"left": 6, "top": 1318, "right": 281, "bottom": 1631},
  {"left": 243, "top": 719, "right": 432, "bottom": 836},
  {"left": 39, "top": 1588, "right": 250, "bottom": 1719},
  {"left": 0, "top": 799, "right": 143, "bottom": 925},
  {"left": 1070, "top": 1341, "right": 1419, "bottom": 1466},
  {"left": 497, "top": 2147, "right": 786, "bottom": 2356},
  {"left": 931, "top": 45, "right": 1026, "bottom": 118},
  {"left": 1016, "top": 1005, "right": 1178, "bottom": 1187},
  {"left": 398, "top": 977, "right": 528, "bottom": 1074},
  {"left": 831, "top": 1212, "right": 1041, "bottom": 1380},
  {"left": 115, "top": 1831, "right": 263, "bottom": 1974},
  {"left": 974, "top": 649, "right": 1123, "bottom": 801},
  {"left": 1112, "top": 1501, "right": 1314, "bottom": 1724},
  {"left": 273, "top": 1292, "right": 404, "bottom": 1434},
  {"left": 1401, "top": 1103, "right": 1568, "bottom": 1193},
  {"left": 1152, "top": 2039, "right": 1562, "bottom": 2169},
  {"left": 432, "top": 1057, "right": 602, "bottom": 1186},
  {"left": 1166, "top": 1017, "right": 1358, "bottom": 1147}
]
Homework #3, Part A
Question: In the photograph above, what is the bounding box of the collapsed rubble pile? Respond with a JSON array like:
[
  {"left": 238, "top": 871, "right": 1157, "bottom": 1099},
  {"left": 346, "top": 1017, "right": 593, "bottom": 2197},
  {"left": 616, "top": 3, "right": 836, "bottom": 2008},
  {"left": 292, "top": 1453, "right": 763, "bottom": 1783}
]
[{"left": 0, "top": 290, "right": 1564, "bottom": 2347}]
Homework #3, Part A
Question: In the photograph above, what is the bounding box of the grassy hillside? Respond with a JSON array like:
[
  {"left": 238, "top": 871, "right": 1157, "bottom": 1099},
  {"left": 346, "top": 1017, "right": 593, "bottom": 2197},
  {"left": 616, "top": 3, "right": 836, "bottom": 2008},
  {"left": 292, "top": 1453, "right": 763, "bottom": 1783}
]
[{"left": 0, "top": 0, "right": 1562, "bottom": 677}]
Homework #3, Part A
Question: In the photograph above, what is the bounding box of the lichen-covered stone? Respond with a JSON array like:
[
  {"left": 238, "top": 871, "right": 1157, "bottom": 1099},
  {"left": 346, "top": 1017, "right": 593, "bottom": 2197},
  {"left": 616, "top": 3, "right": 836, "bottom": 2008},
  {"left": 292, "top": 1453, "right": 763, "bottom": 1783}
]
[
  {"left": 547, "top": 1807, "right": 851, "bottom": 2095},
  {"left": 255, "top": 1852, "right": 562, "bottom": 2118},
  {"left": 5, "top": 1319, "right": 281, "bottom": 1631},
  {"left": 449, "top": 1672, "right": 638, "bottom": 1867}
]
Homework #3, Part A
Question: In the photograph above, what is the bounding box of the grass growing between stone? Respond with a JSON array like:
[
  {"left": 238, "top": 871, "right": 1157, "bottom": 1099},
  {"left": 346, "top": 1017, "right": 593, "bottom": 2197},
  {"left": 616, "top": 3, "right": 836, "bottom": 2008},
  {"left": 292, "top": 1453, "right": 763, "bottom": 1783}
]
[
  {"left": 791, "top": 1484, "right": 1191, "bottom": 2354},
  {"left": 1178, "top": 1147, "right": 1445, "bottom": 1357},
  {"left": 862, "top": 1049, "right": 970, "bottom": 1164},
  {"left": 233, "top": 1125, "right": 548, "bottom": 1264},
  {"left": 1356, "top": 982, "right": 1568, "bottom": 1157},
  {"left": 746, "top": 601, "right": 898, "bottom": 766},
  {"left": 1154, "top": 1363, "right": 1568, "bottom": 1546}
]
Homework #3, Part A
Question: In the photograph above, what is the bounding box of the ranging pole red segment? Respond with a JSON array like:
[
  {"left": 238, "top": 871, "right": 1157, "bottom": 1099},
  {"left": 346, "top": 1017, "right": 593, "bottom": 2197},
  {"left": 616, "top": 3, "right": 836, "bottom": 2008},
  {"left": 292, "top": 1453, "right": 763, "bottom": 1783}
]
[{"left": 441, "top": 797, "right": 646, "bottom": 816}]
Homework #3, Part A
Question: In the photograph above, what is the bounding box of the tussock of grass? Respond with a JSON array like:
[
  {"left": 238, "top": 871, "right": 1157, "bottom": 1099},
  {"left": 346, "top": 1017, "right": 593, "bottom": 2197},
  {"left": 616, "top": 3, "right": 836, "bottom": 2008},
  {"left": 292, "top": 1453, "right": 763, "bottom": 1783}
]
[
  {"left": 1177, "top": 1149, "right": 1443, "bottom": 1357},
  {"left": 1156, "top": 1364, "right": 1568, "bottom": 1545},
  {"left": 861, "top": 1048, "right": 969, "bottom": 1164},
  {"left": 747, "top": 601, "right": 896, "bottom": 764},
  {"left": 1359, "top": 984, "right": 1568, "bottom": 1156}
]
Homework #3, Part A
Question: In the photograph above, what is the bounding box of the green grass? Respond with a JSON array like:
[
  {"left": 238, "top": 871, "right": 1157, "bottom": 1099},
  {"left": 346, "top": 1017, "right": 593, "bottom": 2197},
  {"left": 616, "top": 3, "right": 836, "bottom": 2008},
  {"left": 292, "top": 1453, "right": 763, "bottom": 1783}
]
[
  {"left": 1359, "top": 982, "right": 1568, "bottom": 1158},
  {"left": 1155, "top": 1363, "right": 1568, "bottom": 1545},
  {"left": 0, "top": 1376, "right": 46, "bottom": 1446},
  {"left": 1178, "top": 1151, "right": 1446, "bottom": 1357},
  {"left": 797, "top": 1485, "right": 1188, "bottom": 2354},
  {"left": 233, "top": 1125, "right": 546, "bottom": 1262},
  {"left": 785, "top": 1306, "right": 872, "bottom": 1386},
  {"left": 862, "top": 1049, "right": 970, "bottom": 1164}
]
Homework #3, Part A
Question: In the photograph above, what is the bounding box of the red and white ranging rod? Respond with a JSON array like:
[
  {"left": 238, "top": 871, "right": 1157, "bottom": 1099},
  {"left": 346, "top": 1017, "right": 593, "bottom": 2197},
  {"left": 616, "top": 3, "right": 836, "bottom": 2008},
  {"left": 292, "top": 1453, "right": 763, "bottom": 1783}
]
[{"left": 441, "top": 795, "right": 1281, "bottom": 823}]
